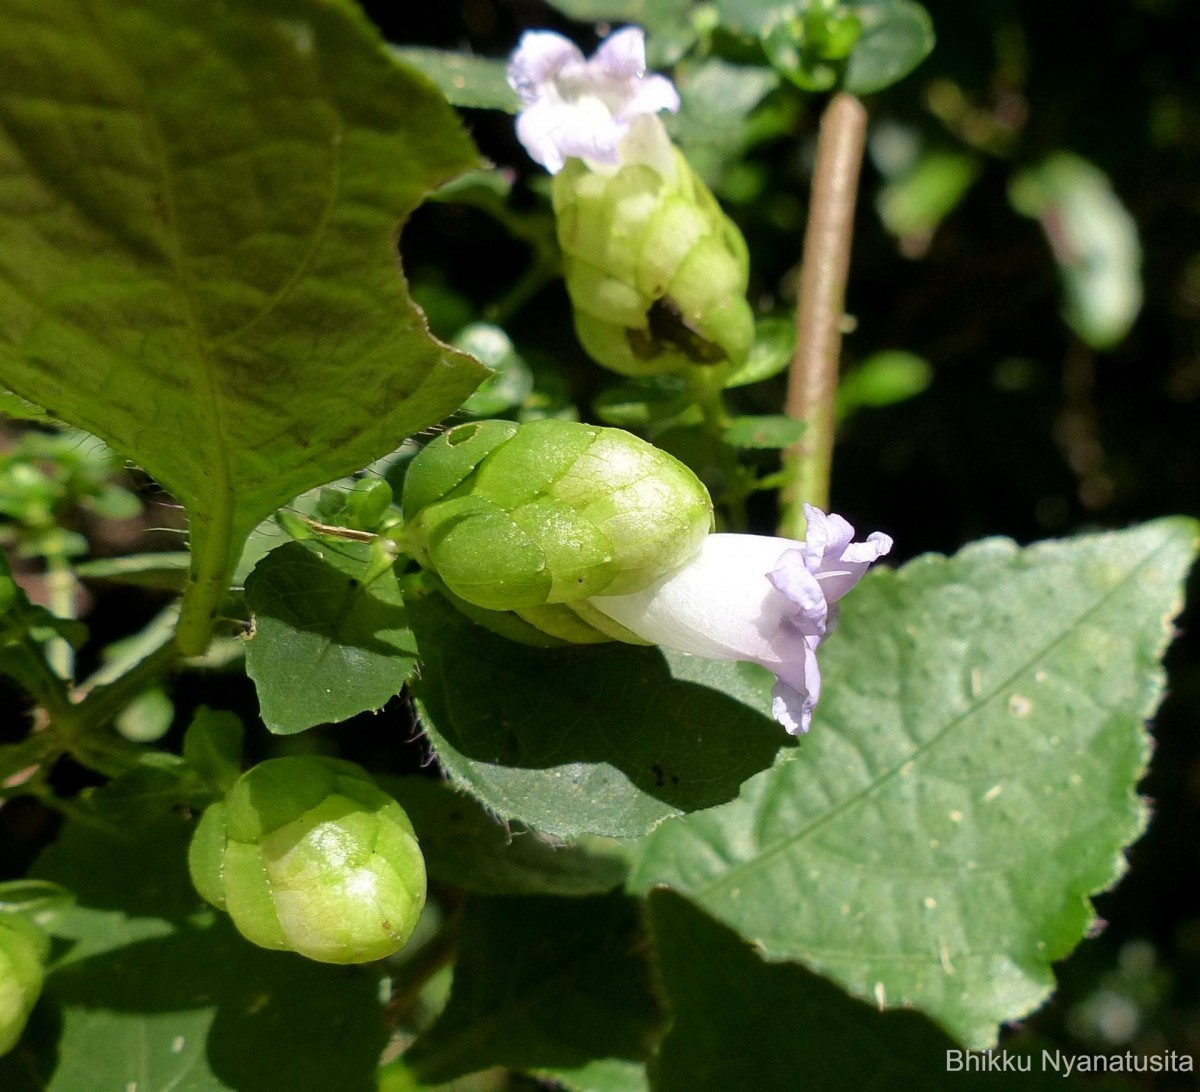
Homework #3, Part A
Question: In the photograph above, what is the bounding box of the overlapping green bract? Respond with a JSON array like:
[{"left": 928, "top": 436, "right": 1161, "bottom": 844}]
[
  {"left": 189, "top": 756, "right": 426, "bottom": 964},
  {"left": 0, "top": 0, "right": 486, "bottom": 653},
  {"left": 554, "top": 147, "right": 755, "bottom": 377},
  {"left": 401, "top": 419, "right": 713, "bottom": 626}
]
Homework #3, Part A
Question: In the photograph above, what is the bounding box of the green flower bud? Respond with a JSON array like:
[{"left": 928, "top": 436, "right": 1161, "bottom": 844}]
[
  {"left": 553, "top": 143, "right": 755, "bottom": 377},
  {"left": 401, "top": 419, "right": 714, "bottom": 613},
  {"left": 188, "top": 757, "right": 426, "bottom": 964},
  {"left": 0, "top": 916, "right": 48, "bottom": 1056}
]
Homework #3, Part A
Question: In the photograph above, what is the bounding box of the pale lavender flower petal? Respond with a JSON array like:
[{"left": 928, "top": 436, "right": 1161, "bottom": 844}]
[
  {"left": 517, "top": 100, "right": 624, "bottom": 174},
  {"left": 589, "top": 534, "right": 812, "bottom": 666},
  {"left": 619, "top": 74, "right": 681, "bottom": 121},
  {"left": 766, "top": 548, "right": 828, "bottom": 639},
  {"left": 590, "top": 25, "right": 647, "bottom": 77},
  {"left": 507, "top": 31, "right": 584, "bottom": 104},
  {"left": 506, "top": 26, "right": 679, "bottom": 174},
  {"left": 771, "top": 637, "right": 822, "bottom": 734},
  {"left": 800, "top": 502, "right": 893, "bottom": 602}
]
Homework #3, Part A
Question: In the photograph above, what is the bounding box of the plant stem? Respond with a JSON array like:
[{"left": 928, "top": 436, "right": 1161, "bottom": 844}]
[
  {"left": 52, "top": 640, "right": 179, "bottom": 775},
  {"left": 69, "top": 639, "right": 179, "bottom": 729},
  {"left": 385, "top": 906, "right": 462, "bottom": 1030},
  {"left": 176, "top": 504, "right": 241, "bottom": 657},
  {"left": 779, "top": 92, "right": 868, "bottom": 540},
  {"left": 44, "top": 553, "right": 76, "bottom": 680},
  {"left": 689, "top": 367, "right": 751, "bottom": 531}
]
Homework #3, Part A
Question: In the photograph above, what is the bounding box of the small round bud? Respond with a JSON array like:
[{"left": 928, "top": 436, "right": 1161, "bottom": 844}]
[
  {"left": 188, "top": 757, "right": 426, "bottom": 964},
  {"left": 401, "top": 419, "right": 713, "bottom": 613},
  {"left": 0, "top": 916, "right": 48, "bottom": 1056}
]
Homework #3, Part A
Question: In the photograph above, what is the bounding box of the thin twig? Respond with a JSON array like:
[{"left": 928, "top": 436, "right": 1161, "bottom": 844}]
[{"left": 779, "top": 92, "right": 868, "bottom": 540}]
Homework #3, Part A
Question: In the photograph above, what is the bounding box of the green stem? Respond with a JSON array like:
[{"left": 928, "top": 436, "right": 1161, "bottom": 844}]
[
  {"left": 176, "top": 499, "right": 240, "bottom": 657},
  {"left": 779, "top": 92, "right": 868, "bottom": 540},
  {"left": 44, "top": 553, "right": 77, "bottom": 681},
  {"left": 483, "top": 250, "right": 558, "bottom": 327},
  {"left": 52, "top": 641, "right": 179, "bottom": 776},
  {"left": 689, "top": 367, "right": 751, "bottom": 531},
  {"left": 10, "top": 636, "right": 73, "bottom": 721},
  {"left": 68, "top": 640, "right": 179, "bottom": 731},
  {"left": 385, "top": 906, "right": 462, "bottom": 1030}
]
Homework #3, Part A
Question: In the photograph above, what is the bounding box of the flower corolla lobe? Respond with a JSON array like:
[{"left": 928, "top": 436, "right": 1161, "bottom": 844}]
[{"left": 507, "top": 27, "right": 679, "bottom": 174}]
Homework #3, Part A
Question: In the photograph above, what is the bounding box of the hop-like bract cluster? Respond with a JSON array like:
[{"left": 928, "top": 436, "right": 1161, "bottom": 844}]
[
  {"left": 554, "top": 141, "right": 755, "bottom": 377},
  {"left": 401, "top": 419, "right": 714, "bottom": 635},
  {"left": 188, "top": 757, "right": 426, "bottom": 964}
]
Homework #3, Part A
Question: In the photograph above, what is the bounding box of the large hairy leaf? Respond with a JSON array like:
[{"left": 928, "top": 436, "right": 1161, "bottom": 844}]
[
  {"left": 0, "top": 0, "right": 486, "bottom": 653},
  {"left": 407, "top": 588, "right": 794, "bottom": 839},
  {"left": 406, "top": 894, "right": 661, "bottom": 1084},
  {"left": 629, "top": 519, "right": 1198, "bottom": 1047},
  {"left": 648, "top": 891, "right": 1073, "bottom": 1090}
]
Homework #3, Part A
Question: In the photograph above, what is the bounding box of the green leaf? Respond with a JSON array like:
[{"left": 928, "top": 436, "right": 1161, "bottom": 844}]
[
  {"left": 592, "top": 378, "right": 698, "bottom": 433},
  {"left": 378, "top": 1059, "right": 509, "bottom": 1092},
  {"left": 721, "top": 414, "right": 806, "bottom": 449},
  {"left": 0, "top": 386, "right": 52, "bottom": 421},
  {"left": 0, "top": 548, "right": 72, "bottom": 707},
  {"left": 454, "top": 324, "right": 535, "bottom": 418},
  {"left": 390, "top": 47, "right": 519, "bottom": 113},
  {"left": 844, "top": 0, "right": 935, "bottom": 94},
  {"left": 407, "top": 588, "right": 793, "bottom": 839},
  {"left": 79, "top": 758, "right": 198, "bottom": 826},
  {"left": 877, "top": 151, "right": 982, "bottom": 243},
  {"left": 713, "top": 0, "right": 781, "bottom": 36},
  {"left": 0, "top": 880, "right": 74, "bottom": 925},
  {"left": 382, "top": 777, "right": 627, "bottom": 896},
  {"left": 0, "top": 0, "right": 487, "bottom": 656},
  {"left": 723, "top": 317, "right": 796, "bottom": 388},
  {"left": 113, "top": 685, "right": 174, "bottom": 743},
  {"left": 628, "top": 519, "right": 1199, "bottom": 1047},
  {"left": 405, "top": 893, "right": 662, "bottom": 1084},
  {"left": 244, "top": 540, "right": 417, "bottom": 734},
  {"left": 183, "top": 709, "right": 245, "bottom": 793},
  {"left": 1009, "top": 152, "right": 1143, "bottom": 350},
  {"left": 0, "top": 734, "right": 58, "bottom": 787},
  {"left": 836, "top": 349, "right": 932, "bottom": 419},
  {"left": 75, "top": 552, "right": 191, "bottom": 591},
  {"left": 0, "top": 813, "right": 388, "bottom": 1092},
  {"left": 667, "top": 58, "right": 780, "bottom": 159},
  {"left": 648, "top": 891, "right": 1069, "bottom": 1090},
  {"left": 544, "top": 1059, "right": 649, "bottom": 1092},
  {"left": 727, "top": 1, "right": 933, "bottom": 93}
]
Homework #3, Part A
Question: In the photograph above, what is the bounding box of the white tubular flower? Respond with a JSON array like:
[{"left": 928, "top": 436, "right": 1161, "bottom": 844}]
[
  {"left": 506, "top": 26, "right": 680, "bottom": 174},
  {"left": 588, "top": 506, "right": 893, "bottom": 735}
]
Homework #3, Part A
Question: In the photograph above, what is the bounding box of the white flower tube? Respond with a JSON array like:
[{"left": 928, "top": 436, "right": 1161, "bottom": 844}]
[{"left": 588, "top": 507, "right": 893, "bottom": 735}]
